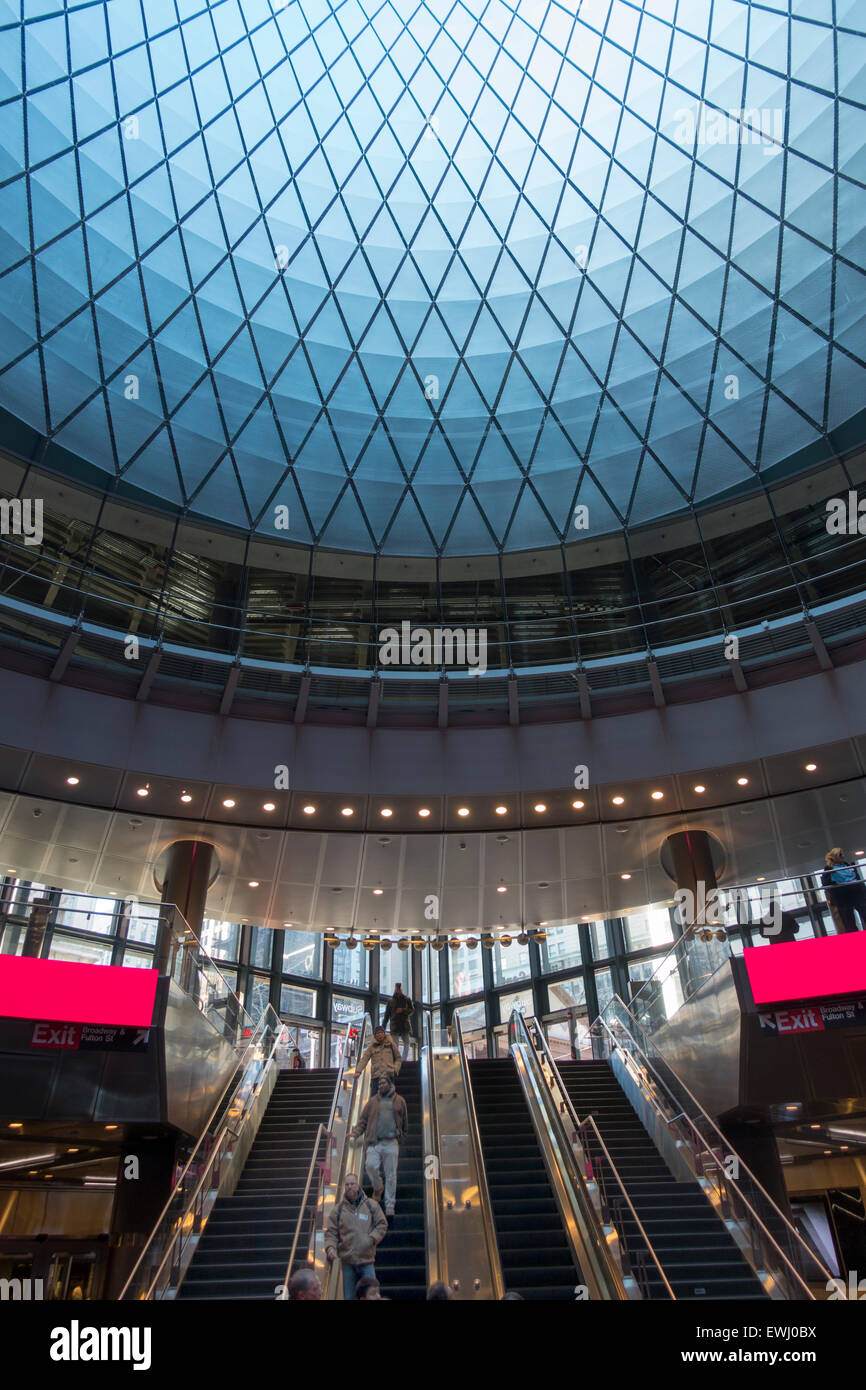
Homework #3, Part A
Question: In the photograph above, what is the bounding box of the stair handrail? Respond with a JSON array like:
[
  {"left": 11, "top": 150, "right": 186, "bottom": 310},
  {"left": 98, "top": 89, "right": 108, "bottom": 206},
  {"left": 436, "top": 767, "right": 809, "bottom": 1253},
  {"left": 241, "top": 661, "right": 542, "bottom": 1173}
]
[
  {"left": 513, "top": 1012, "right": 674, "bottom": 1300},
  {"left": 451, "top": 1009, "right": 506, "bottom": 1299},
  {"left": 420, "top": 1011, "right": 445, "bottom": 1288},
  {"left": 593, "top": 998, "right": 831, "bottom": 1299},
  {"left": 118, "top": 1002, "right": 283, "bottom": 1300},
  {"left": 280, "top": 1012, "right": 372, "bottom": 1300}
]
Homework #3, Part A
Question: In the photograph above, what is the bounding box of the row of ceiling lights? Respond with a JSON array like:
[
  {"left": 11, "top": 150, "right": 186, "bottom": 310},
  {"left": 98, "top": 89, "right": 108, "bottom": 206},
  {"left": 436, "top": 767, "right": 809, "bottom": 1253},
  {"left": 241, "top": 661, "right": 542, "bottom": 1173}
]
[
  {"left": 59, "top": 761, "right": 828, "bottom": 811},
  {"left": 62, "top": 768, "right": 823, "bottom": 813}
]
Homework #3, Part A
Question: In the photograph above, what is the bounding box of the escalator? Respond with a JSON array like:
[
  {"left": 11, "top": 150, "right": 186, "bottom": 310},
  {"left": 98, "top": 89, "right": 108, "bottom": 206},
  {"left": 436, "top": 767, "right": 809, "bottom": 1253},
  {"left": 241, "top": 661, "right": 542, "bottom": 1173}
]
[
  {"left": 367, "top": 1060, "right": 426, "bottom": 1300},
  {"left": 179, "top": 1067, "right": 337, "bottom": 1300},
  {"left": 556, "top": 1059, "right": 766, "bottom": 1300},
  {"left": 469, "top": 1057, "right": 581, "bottom": 1299}
]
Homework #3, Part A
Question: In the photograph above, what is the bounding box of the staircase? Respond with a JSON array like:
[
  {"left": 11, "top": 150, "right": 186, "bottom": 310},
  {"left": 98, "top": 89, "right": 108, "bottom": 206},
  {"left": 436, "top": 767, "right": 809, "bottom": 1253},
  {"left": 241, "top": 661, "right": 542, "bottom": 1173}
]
[
  {"left": 179, "top": 1067, "right": 336, "bottom": 1300},
  {"left": 361, "top": 1061, "right": 426, "bottom": 1300},
  {"left": 469, "top": 1058, "right": 581, "bottom": 1299},
  {"left": 556, "top": 1059, "right": 767, "bottom": 1300}
]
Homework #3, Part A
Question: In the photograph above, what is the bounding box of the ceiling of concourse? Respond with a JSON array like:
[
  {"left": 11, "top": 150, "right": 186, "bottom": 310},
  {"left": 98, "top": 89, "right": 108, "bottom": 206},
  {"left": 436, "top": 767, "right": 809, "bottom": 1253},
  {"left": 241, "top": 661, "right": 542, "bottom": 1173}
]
[{"left": 0, "top": 0, "right": 865, "bottom": 554}]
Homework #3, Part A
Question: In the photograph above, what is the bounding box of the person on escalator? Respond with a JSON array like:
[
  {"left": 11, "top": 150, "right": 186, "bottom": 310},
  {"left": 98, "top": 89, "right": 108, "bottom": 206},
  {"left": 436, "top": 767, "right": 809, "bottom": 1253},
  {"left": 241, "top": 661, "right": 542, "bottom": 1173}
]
[
  {"left": 325, "top": 1172, "right": 387, "bottom": 1301},
  {"left": 351, "top": 1075, "right": 408, "bottom": 1219},
  {"left": 821, "top": 848, "right": 866, "bottom": 933},
  {"left": 383, "top": 983, "right": 415, "bottom": 1061},
  {"left": 357, "top": 1025, "right": 401, "bottom": 1085}
]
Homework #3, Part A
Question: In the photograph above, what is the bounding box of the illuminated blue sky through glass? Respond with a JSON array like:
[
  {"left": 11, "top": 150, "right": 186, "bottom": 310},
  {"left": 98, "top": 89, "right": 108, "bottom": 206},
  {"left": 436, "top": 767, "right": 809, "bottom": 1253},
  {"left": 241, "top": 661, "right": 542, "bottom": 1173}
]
[{"left": 0, "top": 0, "right": 865, "bottom": 554}]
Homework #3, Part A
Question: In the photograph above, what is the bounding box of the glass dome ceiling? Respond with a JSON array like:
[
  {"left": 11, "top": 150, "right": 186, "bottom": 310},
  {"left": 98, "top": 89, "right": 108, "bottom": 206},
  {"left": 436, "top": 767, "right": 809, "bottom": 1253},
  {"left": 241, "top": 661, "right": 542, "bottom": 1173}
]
[{"left": 0, "top": 0, "right": 865, "bottom": 555}]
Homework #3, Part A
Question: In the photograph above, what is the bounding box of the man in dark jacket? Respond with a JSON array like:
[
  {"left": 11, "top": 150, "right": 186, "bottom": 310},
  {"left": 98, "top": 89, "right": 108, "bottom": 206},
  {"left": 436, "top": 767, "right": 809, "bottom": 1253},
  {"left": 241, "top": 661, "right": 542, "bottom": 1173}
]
[
  {"left": 821, "top": 848, "right": 866, "bottom": 933},
  {"left": 325, "top": 1172, "right": 387, "bottom": 1300},
  {"left": 351, "top": 1075, "right": 408, "bottom": 1218},
  {"left": 383, "top": 982, "right": 415, "bottom": 1060}
]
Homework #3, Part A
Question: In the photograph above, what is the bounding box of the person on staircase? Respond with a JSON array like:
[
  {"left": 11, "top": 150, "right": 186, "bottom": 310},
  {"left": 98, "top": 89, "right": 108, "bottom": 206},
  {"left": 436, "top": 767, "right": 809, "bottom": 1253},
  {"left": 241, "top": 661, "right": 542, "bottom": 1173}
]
[
  {"left": 357, "top": 1024, "right": 401, "bottom": 1086},
  {"left": 325, "top": 1172, "right": 387, "bottom": 1301},
  {"left": 351, "top": 1074, "right": 408, "bottom": 1219},
  {"left": 821, "top": 848, "right": 866, "bottom": 933},
  {"left": 383, "top": 982, "right": 415, "bottom": 1061}
]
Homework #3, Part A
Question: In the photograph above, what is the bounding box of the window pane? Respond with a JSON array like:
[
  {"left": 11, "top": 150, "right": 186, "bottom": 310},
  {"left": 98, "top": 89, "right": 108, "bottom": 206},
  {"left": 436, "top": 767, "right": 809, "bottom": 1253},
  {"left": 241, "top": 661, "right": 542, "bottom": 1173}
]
[
  {"left": 55, "top": 893, "right": 115, "bottom": 935},
  {"left": 250, "top": 926, "right": 275, "bottom": 970},
  {"left": 280, "top": 983, "right": 317, "bottom": 1018},
  {"left": 380, "top": 947, "right": 410, "bottom": 995},
  {"left": 622, "top": 908, "right": 674, "bottom": 953},
  {"left": 422, "top": 946, "right": 441, "bottom": 1003},
  {"left": 454, "top": 999, "right": 486, "bottom": 1032},
  {"left": 48, "top": 934, "right": 112, "bottom": 966},
  {"left": 546, "top": 974, "right": 586, "bottom": 1011},
  {"left": 594, "top": 967, "right": 614, "bottom": 1015},
  {"left": 332, "top": 943, "right": 368, "bottom": 989},
  {"left": 122, "top": 948, "right": 154, "bottom": 969},
  {"left": 126, "top": 901, "right": 161, "bottom": 945},
  {"left": 499, "top": 987, "right": 533, "bottom": 1018},
  {"left": 539, "top": 923, "right": 582, "bottom": 973},
  {"left": 282, "top": 929, "right": 322, "bottom": 980},
  {"left": 201, "top": 920, "right": 240, "bottom": 961},
  {"left": 332, "top": 992, "right": 365, "bottom": 1023},
  {"left": 246, "top": 973, "right": 271, "bottom": 1020},
  {"left": 491, "top": 940, "right": 531, "bottom": 987},
  {"left": 448, "top": 942, "right": 484, "bottom": 997},
  {"left": 590, "top": 923, "right": 611, "bottom": 959}
]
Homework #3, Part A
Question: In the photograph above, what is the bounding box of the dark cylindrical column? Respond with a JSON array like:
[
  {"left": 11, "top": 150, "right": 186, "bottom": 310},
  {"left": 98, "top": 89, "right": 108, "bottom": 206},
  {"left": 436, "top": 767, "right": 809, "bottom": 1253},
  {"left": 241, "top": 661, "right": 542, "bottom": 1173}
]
[
  {"left": 666, "top": 829, "right": 718, "bottom": 914},
  {"left": 103, "top": 1137, "right": 178, "bottom": 1298},
  {"left": 157, "top": 839, "right": 215, "bottom": 974}
]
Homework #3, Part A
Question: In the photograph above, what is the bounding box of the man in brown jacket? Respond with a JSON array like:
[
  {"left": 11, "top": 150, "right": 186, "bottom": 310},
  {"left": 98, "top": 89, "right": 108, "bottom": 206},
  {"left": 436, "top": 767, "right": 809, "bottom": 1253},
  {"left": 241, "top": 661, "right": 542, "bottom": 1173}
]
[
  {"left": 357, "top": 1025, "right": 401, "bottom": 1085},
  {"left": 325, "top": 1172, "right": 387, "bottom": 1300},
  {"left": 351, "top": 1075, "right": 408, "bottom": 1218}
]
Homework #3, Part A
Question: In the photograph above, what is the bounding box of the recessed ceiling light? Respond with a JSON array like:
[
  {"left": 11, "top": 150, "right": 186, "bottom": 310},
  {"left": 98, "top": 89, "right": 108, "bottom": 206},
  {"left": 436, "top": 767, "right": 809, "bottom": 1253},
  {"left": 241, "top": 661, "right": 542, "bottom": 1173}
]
[
  {"left": 222, "top": 798, "right": 236, "bottom": 808},
  {"left": 572, "top": 800, "right": 584, "bottom": 810},
  {"left": 809, "top": 1125, "right": 820, "bottom": 1131},
  {"left": 341, "top": 807, "right": 354, "bottom": 817},
  {"left": 736, "top": 777, "right": 749, "bottom": 786},
  {"left": 262, "top": 802, "right": 276, "bottom": 812},
  {"left": 104, "top": 1124, "right": 118, "bottom": 1131},
  {"left": 457, "top": 807, "right": 470, "bottom": 817},
  {"left": 380, "top": 808, "right": 393, "bottom": 817},
  {"left": 9, "top": 1122, "right": 22, "bottom": 1129},
  {"left": 497, "top": 885, "right": 507, "bottom": 893},
  {"left": 66, "top": 776, "right": 79, "bottom": 786},
  {"left": 756, "top": 876, "right": 765, "bottom": 882},
  {"left": 841, "top": 1145, "right": 850, "bottom": 1151},
  {"left": 136, "top": 786, "right": 149, "bottom": 798},
  {"left": 248, "top": 880, "right": 259, "bottom": 888},
  {"left": 824, "top": 1150, "right": 832, "bottom": 1155},
  {"left": 533, "top": 803, "right": 547, "bottom": 813},
  {"left": 612, "top": 796, "right": 625, "bottom": 806},
  {"left": 495, "top": 805, "right": 508, "bottom": 815},
  {"left": 373, "top": 888, "right": 383, "bottom": 896},
  {"left": 805, "top": 763, "right": 817, "bottom": 772},
  {"left": 180, "top": 791, "right": 193, "bottom": 803},
  {"left": 303, "top": 805, "right": 316, "bottom": 815},
  {"left": 621, "top": 873, "right": 631, "bottom": 881},
  {"left": 693, "top": 784, "right": 706, "bottom": 794},
  {"left": 418, "top": 808, "right": 431, "bottom": 818},
  {"left": 67, "top": 1146, "right": 79, "bottom": 1152},
  {"left": 857, "top": 850, "right": 865, "bottom": 857},
  {"left": 650, "top": 791, "right": 664, "bottom": 801}
]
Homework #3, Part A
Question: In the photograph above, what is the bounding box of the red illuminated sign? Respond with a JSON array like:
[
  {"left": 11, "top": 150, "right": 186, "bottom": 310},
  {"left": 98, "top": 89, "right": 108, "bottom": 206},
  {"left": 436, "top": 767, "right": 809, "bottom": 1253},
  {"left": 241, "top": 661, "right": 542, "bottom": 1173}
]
[
  {"left": 744, "top": 933, "right": 866, "bottom": 1007},
  {"left": 0, "top": 957, "right": 158, "bottom": 1027}
]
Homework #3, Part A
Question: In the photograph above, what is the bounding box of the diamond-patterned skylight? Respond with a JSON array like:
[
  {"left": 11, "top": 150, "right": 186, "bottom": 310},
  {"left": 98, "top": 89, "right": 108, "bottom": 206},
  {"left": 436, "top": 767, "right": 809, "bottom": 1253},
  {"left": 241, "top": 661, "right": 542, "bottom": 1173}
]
[{"left": 0, "top": 0, "right": 865, "bottom": 554}]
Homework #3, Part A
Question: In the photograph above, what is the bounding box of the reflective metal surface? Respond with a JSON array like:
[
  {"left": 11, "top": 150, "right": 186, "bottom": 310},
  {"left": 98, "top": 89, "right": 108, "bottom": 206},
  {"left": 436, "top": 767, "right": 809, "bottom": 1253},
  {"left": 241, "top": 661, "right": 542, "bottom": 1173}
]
[{"left": 651, "top": 962, "right": 742, "bottom": 1119}]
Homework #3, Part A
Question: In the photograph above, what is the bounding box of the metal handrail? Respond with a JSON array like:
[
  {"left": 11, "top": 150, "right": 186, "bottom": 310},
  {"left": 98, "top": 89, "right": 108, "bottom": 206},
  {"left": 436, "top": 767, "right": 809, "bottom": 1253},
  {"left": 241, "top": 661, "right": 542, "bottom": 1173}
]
[
  {"left": 119, "top": 1002, "right": 282, "bottom": 1300},
  {"left": 593, "top": 1001, "right": 831, "bottom": 1298},
  {"left": 517, "top": 1013, "right": 674, "bottom": 1299},
  {"left": 280, "top": 1013, "right": 371, "bottom": 1300},
  {"left": 451, "top": 1009, "right": 505, "bottom": 1299},
  {"left": 420, "top": 1011, "right": 445, "bottom": 1289}
]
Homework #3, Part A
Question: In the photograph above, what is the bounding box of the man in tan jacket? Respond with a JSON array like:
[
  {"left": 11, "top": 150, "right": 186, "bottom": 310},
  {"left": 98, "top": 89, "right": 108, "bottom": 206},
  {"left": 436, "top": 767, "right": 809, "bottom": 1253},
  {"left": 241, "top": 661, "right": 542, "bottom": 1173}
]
[
  {"left": 325, "top": 1173, "right": 387, "bottom": 1300},
  {"left": 357, "top": 1025, "right": 401, "bottom": 1085}
]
